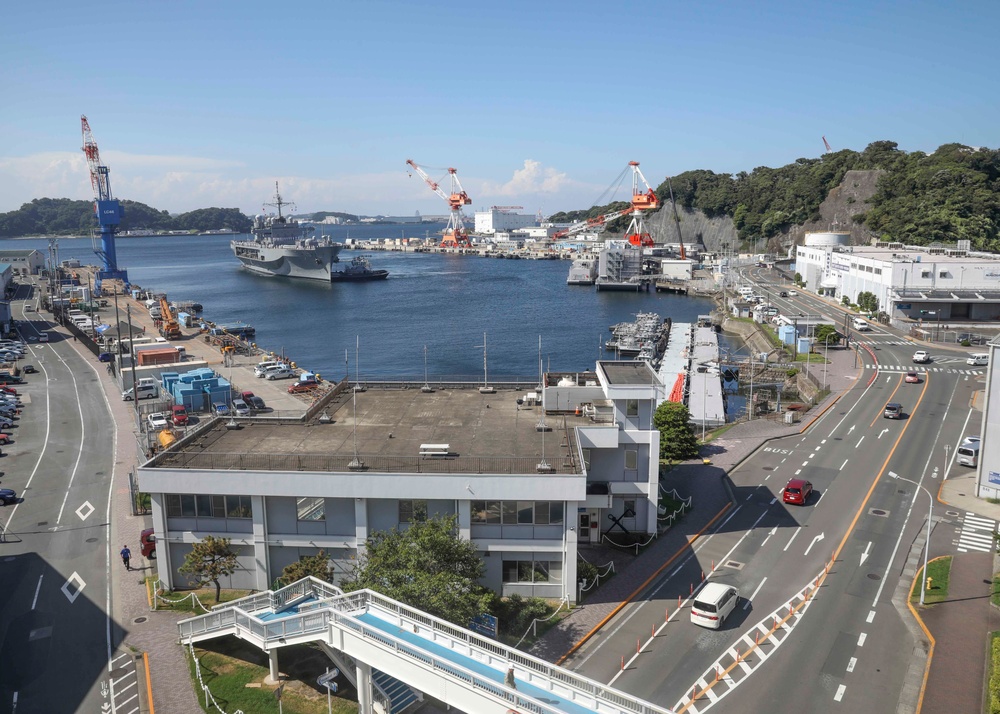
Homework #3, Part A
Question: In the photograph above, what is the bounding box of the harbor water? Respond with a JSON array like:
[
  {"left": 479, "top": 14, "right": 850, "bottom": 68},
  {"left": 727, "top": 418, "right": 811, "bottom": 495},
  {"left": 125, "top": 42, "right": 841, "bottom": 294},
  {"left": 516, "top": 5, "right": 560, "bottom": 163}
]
[{"left": 4, "top": 226, "right": 746, "bottom": 380}]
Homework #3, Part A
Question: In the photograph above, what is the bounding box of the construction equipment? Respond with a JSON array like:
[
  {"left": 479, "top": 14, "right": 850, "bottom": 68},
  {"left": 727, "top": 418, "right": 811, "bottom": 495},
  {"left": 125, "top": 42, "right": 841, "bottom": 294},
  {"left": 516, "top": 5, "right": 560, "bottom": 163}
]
[
  {"left": 406, "top": 160, "right": 472, "bottom": 247},
  {"left": 158, "top": 297, "right": 181, "bottom": 339},
  {"left": 80, "top": 115, "right": 129, "bottom": 293},
  {"left": 552, "top": 162, "right": 660, "bottom": 246},
  {"left": 822, "top": 136, "right": 833, "bottom": 153}
]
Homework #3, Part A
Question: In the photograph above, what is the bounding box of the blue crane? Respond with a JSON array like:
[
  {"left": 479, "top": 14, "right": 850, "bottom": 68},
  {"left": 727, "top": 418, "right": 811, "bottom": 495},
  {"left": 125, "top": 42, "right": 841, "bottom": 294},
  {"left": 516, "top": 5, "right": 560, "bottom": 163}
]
[{"left": 81, "top": 115, "right": 129, "bottom": 293}]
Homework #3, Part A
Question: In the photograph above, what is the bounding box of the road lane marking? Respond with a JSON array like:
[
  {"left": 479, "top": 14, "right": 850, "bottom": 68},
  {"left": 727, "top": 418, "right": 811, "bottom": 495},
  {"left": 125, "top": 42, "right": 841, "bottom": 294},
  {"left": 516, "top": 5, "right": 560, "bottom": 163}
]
[
  {"left": 746, "top": 577, "right": 767, "bottom": 607},
  {"left": 31, "top": 575, "right": 43, "bottom": 610},
  {"left": 847, "top": 657, "right": 857, "bottom": 673},
  {"left": 867, "top": 610, "right": 876, "bottom": 623},
  {"left": 783, "top": 528, "right": 801, "bottom": 552},
  {"left": 804, "top": 532, "right": 825, "bottom": 556},
  {"left": 858, "top": 633, "right": 867, "bottom": 647},
  {"left": 841, "top": 459, "right": 849, "bottom": 470},
  {"left": 855, "top": 436, "right": 864, "bottom": 448},
  {"left": 795, "top": 469, "right": 801, "bottom": 475},
  {"left": 835, "top": 684, "right": 846, "bottom": 702},
  {"left": 860, "top": 541, "right": 872, "bottom": 566}
]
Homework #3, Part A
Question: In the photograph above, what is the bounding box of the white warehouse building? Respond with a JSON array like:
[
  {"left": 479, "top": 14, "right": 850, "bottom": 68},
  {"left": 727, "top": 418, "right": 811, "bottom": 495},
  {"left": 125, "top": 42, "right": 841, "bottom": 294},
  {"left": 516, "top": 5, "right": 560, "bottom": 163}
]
[
  {"left": 474, "top": 207, "right": 537, "bottom": 235},
  {"left": 138, "top": 361, "right": 666, "bottom": 604},
  {"left": 795, "top": 235, "right": 1000, "bottom": 325}
]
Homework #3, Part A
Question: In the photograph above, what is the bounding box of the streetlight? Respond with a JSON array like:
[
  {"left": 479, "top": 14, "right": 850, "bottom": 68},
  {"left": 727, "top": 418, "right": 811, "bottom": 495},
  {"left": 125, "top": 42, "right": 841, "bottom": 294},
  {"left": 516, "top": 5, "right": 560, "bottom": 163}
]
[
  {"left": 823, "top": 334, "right": 831, "bottom": 390},
  {"left": 889, "top": 471, "right": 932, "bottom": 606}
]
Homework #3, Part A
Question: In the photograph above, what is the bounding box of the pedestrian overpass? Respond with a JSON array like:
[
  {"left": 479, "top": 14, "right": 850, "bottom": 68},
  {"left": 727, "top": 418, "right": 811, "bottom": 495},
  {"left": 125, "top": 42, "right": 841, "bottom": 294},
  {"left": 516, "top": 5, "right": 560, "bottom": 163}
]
[{"left": 178, "top": 577, "right": 676, "bottom": 714}]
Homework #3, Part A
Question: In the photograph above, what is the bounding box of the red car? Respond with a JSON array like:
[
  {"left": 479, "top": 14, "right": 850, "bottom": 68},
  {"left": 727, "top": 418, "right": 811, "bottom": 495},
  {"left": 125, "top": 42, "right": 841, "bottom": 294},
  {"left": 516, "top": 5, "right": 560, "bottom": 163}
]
[
  {"left": 288, "top": 380, "right": 319, "bottom": 394},
  {"left": 0, "top": 387, "right": 16, "bottom": 396},
  {"left": 0, "top": 433, "right": 10, "bottom": 445},
  {"left": 171, "top": 404, "right": 188, "bottom": 426},
  {"left": 139, "top": 528, "right": 156, "bottom": 558},
  {"left": 905, "top": 371, "right": 921, "bottom": 384},
  {"left": 782, "top": 478, "right": 813, "bottom": 505}
]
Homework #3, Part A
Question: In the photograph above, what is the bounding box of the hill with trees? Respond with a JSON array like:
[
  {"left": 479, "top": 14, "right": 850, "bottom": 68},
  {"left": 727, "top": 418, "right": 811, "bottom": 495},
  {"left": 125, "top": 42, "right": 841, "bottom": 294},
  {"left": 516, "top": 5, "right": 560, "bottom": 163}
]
[
  {"left": 552, "top": 141, "right": 1000, "bottom": 252},
  {"left": 0, "top": 198, "right": 252, "bottom": 237}
]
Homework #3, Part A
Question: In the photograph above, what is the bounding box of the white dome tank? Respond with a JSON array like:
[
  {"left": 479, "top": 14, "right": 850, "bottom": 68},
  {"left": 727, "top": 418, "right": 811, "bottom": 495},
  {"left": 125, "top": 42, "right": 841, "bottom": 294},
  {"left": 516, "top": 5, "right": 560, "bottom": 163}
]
[{"left": 804, "top": 231, "right": 850, "bottom": 247}]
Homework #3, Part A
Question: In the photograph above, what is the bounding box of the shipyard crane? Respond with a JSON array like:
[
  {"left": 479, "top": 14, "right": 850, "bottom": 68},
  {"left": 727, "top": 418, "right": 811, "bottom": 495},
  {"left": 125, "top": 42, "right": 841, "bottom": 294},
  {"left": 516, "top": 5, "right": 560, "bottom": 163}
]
[
  {"left": 81, "top": 115, "right": 129, "bottom": 293},
  {"left": 823, "top": 136, "right": 833, "bottom": 153},
  {"left": 406, "top": 159, "right": 472, "bottom": 247},
  {"left": 663, "top": 175, "right": 686, "bottom": 260},
  {"left": 552, "top": 161, "right": 660, "bottom": 247}
]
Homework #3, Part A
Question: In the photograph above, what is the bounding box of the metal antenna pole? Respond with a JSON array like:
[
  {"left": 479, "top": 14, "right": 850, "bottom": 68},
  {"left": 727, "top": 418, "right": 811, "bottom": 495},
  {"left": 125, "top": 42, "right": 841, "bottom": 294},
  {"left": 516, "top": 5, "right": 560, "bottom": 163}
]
[{"left": 421, "top": 345, "right": 432, "bottom": 393}]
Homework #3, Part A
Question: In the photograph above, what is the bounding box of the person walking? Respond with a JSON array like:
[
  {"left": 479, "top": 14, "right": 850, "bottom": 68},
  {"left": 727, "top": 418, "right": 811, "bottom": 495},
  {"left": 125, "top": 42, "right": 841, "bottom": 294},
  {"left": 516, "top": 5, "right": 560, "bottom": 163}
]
[
  {"left": 504, "top": 664, "right": 516, "bottom": 690},
  {"left": 120, "top": 544, "right": 131, "bottom": 571}
]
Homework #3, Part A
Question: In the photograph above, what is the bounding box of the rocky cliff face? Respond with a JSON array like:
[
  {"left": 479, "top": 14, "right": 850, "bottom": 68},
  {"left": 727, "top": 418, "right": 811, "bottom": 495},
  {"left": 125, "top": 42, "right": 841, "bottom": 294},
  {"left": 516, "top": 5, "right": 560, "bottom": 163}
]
[{"left": 610, "top": 169, "right": 883, "bottom": 255}]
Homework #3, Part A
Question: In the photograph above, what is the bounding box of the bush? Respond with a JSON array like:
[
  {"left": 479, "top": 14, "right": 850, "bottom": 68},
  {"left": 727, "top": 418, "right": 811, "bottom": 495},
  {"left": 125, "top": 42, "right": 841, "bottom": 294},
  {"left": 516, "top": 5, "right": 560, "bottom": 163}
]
[
  {"left": 961, "top": 339, "right": 972, "bottom": 347},
  {"left": 577, "top": 559, "right": 598, "bottom": 587},
  {"left": 496, "top": 594, "right": 554, "bottom": 637},
  {"left": 990, "top": 633, "right": 1000, "bottom": 714},
  {"left": 786, "top": 368, "right": 799, "bottom": 377}
]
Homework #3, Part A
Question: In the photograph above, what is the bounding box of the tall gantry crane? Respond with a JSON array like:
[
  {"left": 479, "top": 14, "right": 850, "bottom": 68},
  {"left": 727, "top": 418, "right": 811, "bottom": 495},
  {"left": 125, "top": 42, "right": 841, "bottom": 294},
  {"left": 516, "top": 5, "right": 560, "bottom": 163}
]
[
  {"left": 552, "top": 161, "right": 660, "bottom": 247},
  {"left": 81, "top": 115, "right": 129, "bottom": 292},
  {"left": 406, "top": 159, "right": 472, "bottom": 247}
]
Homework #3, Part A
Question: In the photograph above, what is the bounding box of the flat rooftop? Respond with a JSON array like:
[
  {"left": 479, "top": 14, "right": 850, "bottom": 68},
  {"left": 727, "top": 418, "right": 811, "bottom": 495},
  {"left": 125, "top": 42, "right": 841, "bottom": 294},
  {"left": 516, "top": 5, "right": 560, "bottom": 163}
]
[
  {"left": 155, "top": 385, "right": 595, "bottom": 475},
  {"left": 600, "top": 361, "right": 659, "bottom": 385}
]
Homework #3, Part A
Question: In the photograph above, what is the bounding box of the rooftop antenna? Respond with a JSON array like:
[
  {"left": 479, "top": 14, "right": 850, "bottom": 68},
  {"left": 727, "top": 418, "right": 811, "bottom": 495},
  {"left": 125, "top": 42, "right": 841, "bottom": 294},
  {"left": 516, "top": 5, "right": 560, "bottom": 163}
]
[
  {"left": 421, "top": 345, "right": 433, "bottom": 393},
  {"left": 536, "top": 339, "right": 551, "bottom": 433},
  {"left": 536, "top": 336, "right": 543, "bottom": 391},
  {"left": 475, "top": 332, "right": 495, "bottom": 394},
  {"left": 354, "top": 336, "right": 365, "bottom": 392},
  {"left": 348, "top": 382, "right": 364, "bottom": 470}
]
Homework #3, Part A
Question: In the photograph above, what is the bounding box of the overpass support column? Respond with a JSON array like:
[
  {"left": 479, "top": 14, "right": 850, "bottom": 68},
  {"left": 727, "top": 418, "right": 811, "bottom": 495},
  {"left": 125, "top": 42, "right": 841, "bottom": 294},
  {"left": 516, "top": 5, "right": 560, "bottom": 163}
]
[{"left": 356, "top": 661, "right": 373, "bottom": 713}]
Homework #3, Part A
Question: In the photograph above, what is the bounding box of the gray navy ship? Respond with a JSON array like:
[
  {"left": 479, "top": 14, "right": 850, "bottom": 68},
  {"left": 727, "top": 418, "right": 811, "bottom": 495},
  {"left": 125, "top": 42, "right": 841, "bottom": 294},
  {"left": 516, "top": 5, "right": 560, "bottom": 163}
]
[{"left": 231, "top": 183, "right": 343, "bottom": 281}]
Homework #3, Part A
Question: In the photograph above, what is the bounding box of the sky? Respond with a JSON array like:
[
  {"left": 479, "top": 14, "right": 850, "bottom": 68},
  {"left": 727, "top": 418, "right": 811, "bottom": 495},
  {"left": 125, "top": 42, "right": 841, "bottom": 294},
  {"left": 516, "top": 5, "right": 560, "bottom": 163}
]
[{"left": 1, "top": 0, "right": 997, "bottom": 219}]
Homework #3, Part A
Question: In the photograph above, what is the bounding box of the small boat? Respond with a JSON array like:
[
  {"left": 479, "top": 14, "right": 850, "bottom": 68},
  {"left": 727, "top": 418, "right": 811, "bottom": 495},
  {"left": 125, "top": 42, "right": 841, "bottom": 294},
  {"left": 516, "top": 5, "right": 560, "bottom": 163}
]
[{"left": 331, "top": 255, "right": 389, "bottom": 282}]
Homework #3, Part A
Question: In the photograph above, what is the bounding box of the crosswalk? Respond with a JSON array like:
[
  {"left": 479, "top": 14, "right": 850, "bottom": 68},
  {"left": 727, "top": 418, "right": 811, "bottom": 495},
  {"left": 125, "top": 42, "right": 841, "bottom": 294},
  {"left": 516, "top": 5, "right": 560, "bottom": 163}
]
[
  {"left": 956, "top": 513, "right": 996, "bottom": 553},
  {"left": 876, "top": 365, "right": 983, "bottom": 376}
]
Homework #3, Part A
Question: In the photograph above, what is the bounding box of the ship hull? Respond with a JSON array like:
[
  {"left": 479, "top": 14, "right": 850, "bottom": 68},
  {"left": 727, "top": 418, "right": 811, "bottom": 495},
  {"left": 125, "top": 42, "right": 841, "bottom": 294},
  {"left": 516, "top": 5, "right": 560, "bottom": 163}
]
[{"left": 232, "top": 241, "right": 342, "bottom": 281}]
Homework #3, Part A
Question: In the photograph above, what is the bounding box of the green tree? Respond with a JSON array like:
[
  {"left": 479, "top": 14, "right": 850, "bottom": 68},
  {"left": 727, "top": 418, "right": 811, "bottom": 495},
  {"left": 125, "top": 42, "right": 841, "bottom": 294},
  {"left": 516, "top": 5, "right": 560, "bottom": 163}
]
[
  {"left": 342, "top": 515, "right": 495, "bottom": 627},
  {"left": 653, "top": 402, "right": 700, "bottom": 458},
  {"left": 814, "top": 324, "right": 841, "bottom": 346},
  {"left": 278, "top": 551, "right": 333, "bottom": 587},
  {"left": 856, "top": 291, "right": 879, "bottom": 313},
  {"left": 178, "top": 535, "right": 239, "bottom": 603},
  {"left": 794, "top": 272, "right": 803, "bottom": 286}
]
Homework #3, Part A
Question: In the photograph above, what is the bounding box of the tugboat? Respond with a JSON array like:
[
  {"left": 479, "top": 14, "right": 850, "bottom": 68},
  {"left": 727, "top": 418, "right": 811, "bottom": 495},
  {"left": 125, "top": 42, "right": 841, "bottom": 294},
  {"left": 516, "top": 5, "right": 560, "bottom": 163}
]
[{"left": 330, "top": 255, "right": 389, "bottom": 282}]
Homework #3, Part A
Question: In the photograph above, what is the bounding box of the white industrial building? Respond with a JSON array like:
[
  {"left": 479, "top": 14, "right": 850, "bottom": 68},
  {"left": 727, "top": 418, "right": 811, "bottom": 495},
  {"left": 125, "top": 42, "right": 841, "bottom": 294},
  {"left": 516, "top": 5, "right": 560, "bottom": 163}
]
[
  {"left": 138, "top": 361, "right": 666, "bottom": 603},
  {"left": 795, "top": 234, "right": 1000, "bottom": 326},
  {"left": 474, "top": 208, "right": 537, "bottom": 235},
  {"left": 0, "top": 249, "right": 46, "bottom": 275}
]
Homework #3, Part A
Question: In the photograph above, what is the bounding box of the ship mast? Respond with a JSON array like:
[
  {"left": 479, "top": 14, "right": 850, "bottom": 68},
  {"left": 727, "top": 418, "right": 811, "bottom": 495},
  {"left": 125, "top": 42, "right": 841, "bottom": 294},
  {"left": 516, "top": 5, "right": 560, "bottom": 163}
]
[{"left": 263, "top": 181, "right": 295, "bottom": 221}]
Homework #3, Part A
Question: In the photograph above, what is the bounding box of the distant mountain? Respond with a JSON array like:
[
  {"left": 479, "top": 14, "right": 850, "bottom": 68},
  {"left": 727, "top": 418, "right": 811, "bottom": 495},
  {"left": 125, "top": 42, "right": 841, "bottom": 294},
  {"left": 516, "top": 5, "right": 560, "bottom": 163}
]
[{"left": 0, "top": 198, "right": 252, "bottom": 237}]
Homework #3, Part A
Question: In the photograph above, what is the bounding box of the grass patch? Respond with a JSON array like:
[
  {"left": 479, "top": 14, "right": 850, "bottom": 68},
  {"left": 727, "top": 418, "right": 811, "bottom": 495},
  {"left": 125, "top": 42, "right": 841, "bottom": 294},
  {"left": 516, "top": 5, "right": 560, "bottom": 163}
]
[
  {"left": 989, "top": 632, "right": 1000, "bottom": 714},
  {"left": 910, "top": 556, "right": 952, "bottom": 605},
  {"left": 154, "top": 585, "right": 254, "bottom": 614},
  {"left": 793, "top": 353, "right": 827, "bottom": 363},
  {"left": 187, "top": 639, "right": 357, "bottom": 714}
]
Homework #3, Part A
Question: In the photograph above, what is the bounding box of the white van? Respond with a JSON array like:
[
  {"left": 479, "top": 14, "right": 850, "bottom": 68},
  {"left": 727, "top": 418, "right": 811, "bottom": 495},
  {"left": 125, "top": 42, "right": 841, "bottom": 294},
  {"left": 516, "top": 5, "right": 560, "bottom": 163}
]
[
  {"left": 852, "top": 317, "right": 871, "bottom": 331},
  {"left": 957, "top": 436, "right": 980, "bottom": 467},
  {"left": 255, "top": 360, "right": 283, "bottom": 377},
  {"left": 967, "top": 353, "right": 989, "bottom": 366},
  {"left": 122, "top": 383, "right": 158, "bottom": 401},
  {"left": 690, "top": 582, "right": 739, "bottom": 629}
]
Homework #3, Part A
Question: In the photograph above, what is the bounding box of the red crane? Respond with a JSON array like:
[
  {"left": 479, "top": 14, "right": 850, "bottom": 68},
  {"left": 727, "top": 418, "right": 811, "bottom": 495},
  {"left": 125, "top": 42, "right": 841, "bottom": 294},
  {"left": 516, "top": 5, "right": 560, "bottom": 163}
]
[
  {"left": 406, "top": 159, "right": 472, "bottom": 247},
  {"left": 552, "top": 161, "right": 660, "bottom": 246},
  {"left": 823, "top": 136, "right": 833, "bottom": 153}
]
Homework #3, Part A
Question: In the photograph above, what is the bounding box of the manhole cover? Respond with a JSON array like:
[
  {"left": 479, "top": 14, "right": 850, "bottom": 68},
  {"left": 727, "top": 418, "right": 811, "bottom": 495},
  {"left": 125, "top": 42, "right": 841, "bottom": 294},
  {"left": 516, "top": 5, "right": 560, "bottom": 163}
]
[
  {"left": 946, "top": 511, "right": 961, "bottom": 517},
  {"left": 724, "top": 560, "right": 745, "bottom": 570},
  {"left": 762, "top": 466, "right": 774, "bottom": 471},
  {"left": 867, "top": 573, "right": 882, "bottom": 581},
  {"left": 869, "top": 508, "right": 889, "bottom": 517},
  {"left": 86, "top": 538, "right": 98, "bottom": 543},
  {"left": 133, "top": 617, "right": 147, "bottom": 624},
  {"left": 37, "top": 521, "right": 48, "bottom": 527},
  {"left": 897, "top": 490, "right": 908, "bottom": 495},
  {"left": 958, "top": 493, "right": 967, "bottom": 497}
]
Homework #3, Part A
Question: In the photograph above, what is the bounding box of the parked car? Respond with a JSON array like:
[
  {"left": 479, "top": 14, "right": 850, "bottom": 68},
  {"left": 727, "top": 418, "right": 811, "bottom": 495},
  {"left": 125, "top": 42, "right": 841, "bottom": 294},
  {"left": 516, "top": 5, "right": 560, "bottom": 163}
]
[
  {"left": 98, "top": 352, "right": 114, "bottom": 362},
  {"left": 0, "top": 417, "right": 13, "bottom": 429},
  {"left": 905, "top": 371, "right": 921, "bottom": 383},
  {"left": 912, "top": 350, "right": 931, "bottom": 364},
  {"left": 171, "top": 404, "right": 189, "bottom": 426},
  {"left": 0, "top": 375, "right": 23, "bottom": 386},
  {"left": 884, "top": 402, "right": 903, "bottom": 419},
  {"left": 265, "top": 367, "right": 295, "bottom": 381},
  {"left": 0, "top": 433, "right": 11, "bottom": 445},
  {"left": 241, "top": 392, "right": 266, "bottom": 411},
  {"left": 231, "top": 398, "right": 251, "bottom": 416},
  {"left": 140, "top": 528, "right": 156, "bottom": 558},
  {"left": 288, "top": 380, "right": 319, "bottom": 394},
  {"left": 21, "top": 365, "right": 36, "bottom": 374},
  {"left": 211, "top": 402, "right": 230, "bottom": 416},
  {"left": 147, "top": 412, "right": 169, "bottom": 430},
  {"left": 0, "top": 488, "right": 17, "bottom": 506},
  {"left": 690, "top": 582, "right": 740, "bottom": 630},
  {"left": 0, "top": 386, "right": 17, "bottom": 395},
  {"left": 782, "top": 478, "right": 813, "bottom": 505}
]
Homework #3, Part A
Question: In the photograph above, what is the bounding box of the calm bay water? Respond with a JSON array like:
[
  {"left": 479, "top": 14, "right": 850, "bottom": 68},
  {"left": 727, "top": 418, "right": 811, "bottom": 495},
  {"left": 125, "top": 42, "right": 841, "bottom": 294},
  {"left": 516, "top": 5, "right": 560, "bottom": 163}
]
[{"left": 4, "top": 226, "right": 743, "bottom": 380}]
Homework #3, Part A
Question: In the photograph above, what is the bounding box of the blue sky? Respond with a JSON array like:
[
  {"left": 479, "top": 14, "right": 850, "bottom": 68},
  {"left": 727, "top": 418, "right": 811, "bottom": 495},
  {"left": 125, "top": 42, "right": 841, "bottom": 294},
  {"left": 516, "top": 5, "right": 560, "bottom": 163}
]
[{"left": 1, "top": 0, "right": 996, "bottom": 218}]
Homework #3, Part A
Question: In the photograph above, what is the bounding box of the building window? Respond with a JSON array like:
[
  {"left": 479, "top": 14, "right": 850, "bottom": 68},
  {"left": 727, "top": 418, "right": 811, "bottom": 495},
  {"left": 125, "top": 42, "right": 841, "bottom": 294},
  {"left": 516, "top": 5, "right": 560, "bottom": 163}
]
[
  {"left": 297, "top": 496, "right": 326, "bottom": 522},
  {"left": 921, "top": 271, "right": 931, "bottom": 278},
  {"left": 624, "top": 499, "right": 636, "bottom": 516},
  {"left": 502, "top": 559, "right": 562, "bottom": 583},
  {"left": 226, "top": 496, "right": 253, "bottom": 519},
  {"left": 626, "top": 399, "right": 638, "bottom": 417},
  {"left": 166, "top": 494, "right": 196, "bottom": 517},
  {"left": 939, "top": 271, "right": 948, "bottom": 278},
  {"left": 472, "top": 501, "right": 563, "bottom": 525},
  {"left": 399, "top": 499, "right": 427, "bottom": 523},
  {"left": 625, "top": 449, "right": 638, "bottom": 470},
  {"left": 195, "top": 494, "right": 227, "bottom": 518}
]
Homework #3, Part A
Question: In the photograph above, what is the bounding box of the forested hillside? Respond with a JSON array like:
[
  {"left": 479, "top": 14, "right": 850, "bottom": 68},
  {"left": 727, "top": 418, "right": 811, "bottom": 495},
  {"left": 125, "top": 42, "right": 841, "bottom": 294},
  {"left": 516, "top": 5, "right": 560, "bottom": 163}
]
[
  {"left": 551, "top": 141, "right": 1000, "bottom": 252},
  {"left": 0, "top": 198, "right": 251, "bottom": 237}
]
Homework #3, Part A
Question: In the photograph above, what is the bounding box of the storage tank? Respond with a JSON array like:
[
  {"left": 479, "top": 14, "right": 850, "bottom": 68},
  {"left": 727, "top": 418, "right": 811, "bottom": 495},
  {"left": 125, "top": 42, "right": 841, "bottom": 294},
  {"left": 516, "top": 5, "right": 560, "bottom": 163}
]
[{"left": 804, "top": 232, "right": 850, "bottom": 247}]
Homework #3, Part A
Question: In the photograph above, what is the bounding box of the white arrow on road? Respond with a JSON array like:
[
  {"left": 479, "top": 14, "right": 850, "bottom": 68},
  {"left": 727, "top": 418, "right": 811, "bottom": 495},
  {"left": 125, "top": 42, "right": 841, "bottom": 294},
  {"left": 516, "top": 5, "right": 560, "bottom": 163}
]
[
  {"left": 848, "top": 425, "right": 856, "bottom": 435},
  {"left": 879, "top": 428, "right": 888, "bottom": 439},
  {"left": 761, "top": 526, "right": 777, "bottom": 547},
  {"left": 804, "top": 532, "right": 826, "bottom": 556},
  {"left": 860, "top": 541, "right": 872, "bottom": 566}
]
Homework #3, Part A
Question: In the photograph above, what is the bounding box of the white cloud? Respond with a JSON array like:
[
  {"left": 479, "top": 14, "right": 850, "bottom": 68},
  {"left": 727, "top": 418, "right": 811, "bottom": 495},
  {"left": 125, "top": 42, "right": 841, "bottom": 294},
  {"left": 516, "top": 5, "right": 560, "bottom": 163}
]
[{"left": 480, "top": 159, "right": 570, "bottom": 197}]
